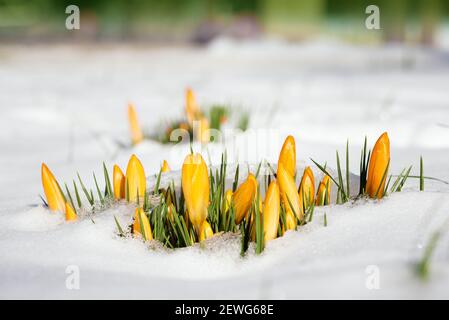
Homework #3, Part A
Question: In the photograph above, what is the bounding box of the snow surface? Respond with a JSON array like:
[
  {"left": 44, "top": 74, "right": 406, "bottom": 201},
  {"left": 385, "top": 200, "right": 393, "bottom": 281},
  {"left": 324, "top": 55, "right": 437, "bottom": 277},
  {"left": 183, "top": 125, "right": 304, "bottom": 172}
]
[{"left": 1, "top": 38, "right": 449, "bottom": 299}]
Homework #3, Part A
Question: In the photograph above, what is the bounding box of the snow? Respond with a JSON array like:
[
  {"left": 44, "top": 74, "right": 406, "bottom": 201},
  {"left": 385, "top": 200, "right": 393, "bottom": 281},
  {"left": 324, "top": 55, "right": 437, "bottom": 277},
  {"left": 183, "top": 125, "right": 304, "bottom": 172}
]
[{"left": 1, "top": 38, "right": 449, "bottom": 299}]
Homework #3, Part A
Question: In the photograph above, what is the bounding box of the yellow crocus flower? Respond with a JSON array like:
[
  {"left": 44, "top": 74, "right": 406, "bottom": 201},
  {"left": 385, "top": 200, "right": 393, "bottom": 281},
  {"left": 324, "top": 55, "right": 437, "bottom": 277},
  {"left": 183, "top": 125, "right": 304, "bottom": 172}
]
[
  {"left": 65, "top": 202, "right": 77, "bottom": 222},
  {"left": 113, "top": 164, "right": 126, "bottom": 200},
  {"left": 277, "top": 162, "right": 301, "bottom": 229},
  {"left": 41, "top": 163, "right": 66, "bottom": 213},
  {"left": 185, "top": 88, "right": 200, "bottom": 123},
  {"left": 299, "top": 167, "right": 315, "bottom": 213},
  {"left": 133, "top": 208, "right": 153, "bottom": 240},
  {"left": 161, "top": 160, "right": 171, "bottom": 173},
  {"left": 232, "top": 174, "right": 258, "bottom": 225},
  {"left": 181, "top": 153, "right": 210, "bottom": 232},
  {"left": 277, "top": 135, "right": 296, "bottom": 178},
  {"left": 199, "top": 221, "right": 213, "bottom": 241},
  {"left": 128, "top": 103, "right": 144, "bottom": 145},
  {"left": 366, "top": 132, "right": 390, "bottom": 199},
  {"left": 126, "top": 154, "right": 146, "bottom": 202},
  {"left": 316, "top": 175, "right": 331, "bottom": 206},
  {"left": 263, "top": 181, "right": 280, "bottom": 243}
]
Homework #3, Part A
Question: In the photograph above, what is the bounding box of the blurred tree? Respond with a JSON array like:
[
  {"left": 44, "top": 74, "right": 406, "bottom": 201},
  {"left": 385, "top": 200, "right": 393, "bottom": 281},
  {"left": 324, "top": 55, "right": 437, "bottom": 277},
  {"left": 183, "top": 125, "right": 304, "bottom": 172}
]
[
  {"left": 262, "top": 0, "right": 325, "bottom": 38},
  {"left": 381, "top": 0, "right": 407, "bottom": 42},
  {"left": 420, "top": 0, "right": 442, "bottom": 45}
]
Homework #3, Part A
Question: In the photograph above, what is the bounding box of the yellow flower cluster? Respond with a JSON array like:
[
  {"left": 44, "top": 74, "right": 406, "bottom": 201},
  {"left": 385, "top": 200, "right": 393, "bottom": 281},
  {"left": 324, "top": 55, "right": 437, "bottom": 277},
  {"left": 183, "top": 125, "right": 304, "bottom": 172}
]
[{"left": 41, "top": 132, "right": 390, "bottom": 248}]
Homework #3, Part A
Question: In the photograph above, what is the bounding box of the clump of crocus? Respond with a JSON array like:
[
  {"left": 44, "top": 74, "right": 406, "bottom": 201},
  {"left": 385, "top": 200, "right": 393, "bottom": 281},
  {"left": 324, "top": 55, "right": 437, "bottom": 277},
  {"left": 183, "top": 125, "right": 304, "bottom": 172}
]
[
  {"left": 277, "top": 162, "right": 301, "bottom": 229},
  {"left": 299, "top": 167, "right": 315, "bottom": 213},
  {"left": 161, "top": 160, "right": 170, "bottom": 173},
  {"left": 316, "top": 175, "right": 331, "bottom": 206},
  {"left": 181, "top": 153, "right": 209, "bottom": 233},
  {"left": 278, "top": 135, "right": 296, "bottom": 178},
  {"left": 113, "top": 165, "right": 126, "bottom": 200},
  {"left": 366, "top": 132, "right": 390, "bottom": 199},
  {"left": 133, "top": 208, "right": 153, "bottom": 240},
  {"left": 41, "top": 163, "right": 66, "bottom": 213},
  {"left": 263, "top": 181, "right": 280, "bottom": 243},
  {"left": 126, "top": 154, "right": 146, "bottom": 202},
  {"left": 232, "top": 174, "right": 258, "bottom": 224},
  {"left": 128, "top": 103, "right": 144, "bottom": 145}
]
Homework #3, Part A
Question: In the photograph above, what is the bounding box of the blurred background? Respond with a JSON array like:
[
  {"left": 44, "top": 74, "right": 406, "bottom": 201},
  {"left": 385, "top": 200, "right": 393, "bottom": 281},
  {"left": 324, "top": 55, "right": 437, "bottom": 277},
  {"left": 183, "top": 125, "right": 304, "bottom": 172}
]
[{"left": 0, "top": 0, "right": 449, "bottom": 46}]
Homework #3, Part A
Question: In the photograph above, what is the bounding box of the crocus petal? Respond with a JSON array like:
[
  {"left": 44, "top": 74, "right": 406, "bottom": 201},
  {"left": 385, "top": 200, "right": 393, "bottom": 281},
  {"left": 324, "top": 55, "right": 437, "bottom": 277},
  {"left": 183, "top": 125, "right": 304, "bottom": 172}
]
[
  {"left": 113, "top": 164, "right": 126, "bottom": 200},
  {"left": 65, "top": 202, "right": 77, "bottom": 222},
  {"left": 366, "top": 132, "right": 390, "bottom": 199},
  {"left": 232, "top": 174, "right": 258, "bottom": 225},
  {"left": 199, "top": 221, "right": 213, "bottom": 241},
  {"left": 196, "top": 116, "right": 210, "bottom": 143},
  {"left": 224, "top": 189, "right": 233, "bottom": 212},
  {"left": 299, "top": 166, "right": 315, "bottom": 212},
  {"left": 41, "top": 163, "right": 66, "bottom": 213},
  {"left": 182, "top": 153, "right": 209, "bottom": 232},
  {"left": 128, "top": 103, "right": 144, "bottom": 145},
  {"left": 277, "top": 135, "right": 296, "bottom": 178},
  {"left": 263, "top": 181, "right": 280, "bottom": 242},
  {"left": 126, "top": 154, "right": 146, "bottom": 202},
  {"left": 277, "top": 162, "right": 301, "bottom": 228},
  {"left": 285, "top": 210, "right": 297, "bottom": 230},
  {"left": 316, "top": 175, "right": 331, "bottom": 206},
  {"left": 133, "top": 208, "right": 153, "bottom": 240},
  {"left": 161, "top": 160, "right": 171, "bottom": 173}
]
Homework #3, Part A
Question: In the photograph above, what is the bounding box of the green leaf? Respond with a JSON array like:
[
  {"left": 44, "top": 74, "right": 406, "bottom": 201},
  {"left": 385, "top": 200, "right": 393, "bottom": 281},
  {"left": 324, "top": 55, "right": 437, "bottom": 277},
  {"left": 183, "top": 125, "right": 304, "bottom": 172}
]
[
  {"left": 154, "top": 168, "right": 162, "bottom": 195},
  {"left": 103, "top": 162, "right": 113, "bottom": 198},
  {"left": 93, "top": 172, "right": 104, "bottom": 205},
  {"left": 73, "top": 180, "right": 82, "bottom": 209},
  {"left": 420, "top": 156, "right": 424, "bottom": 191},
  {"left": 77, "top": 173, "right": 94, "bottom": 206},
  {"left": 114, "top": 215, "right": 125, "bottom": 236}
]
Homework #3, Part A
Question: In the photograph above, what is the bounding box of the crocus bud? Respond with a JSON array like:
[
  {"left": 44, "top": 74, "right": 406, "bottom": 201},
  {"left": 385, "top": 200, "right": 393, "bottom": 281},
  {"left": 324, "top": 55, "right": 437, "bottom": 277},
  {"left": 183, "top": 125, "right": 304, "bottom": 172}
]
[
  {"left": 161, "top": 160, "right": 170, "bottom": 173},
  {"left": 128, "top": 103, "right": 144, "bottom": 145},
  {"left": 126, "top": 154, "right": 146, "bottom": 202},
  {"left": 41, "top": 163, "right": 66, "bottom": 213},
  {"left": 113, "top": 165, "right": 126, "bottom": 200},
  {"left": 299, "top": 167, "right": 315, "bottom": 212},
  {"left": 263, "top": 181, "right": 280, "bottom": 243},
  {"left": 366, "top": 132, "right": 390, "bottom": 199},
  {"left": 316, "top": 175, "right": 331, "bottom": 206},
  {"left": 199, "top": 221, "right": 213, "bottom": 241},
  {"left": 232, "top": 174, "right": 258, "bottom": 225},
  {"left": 182, "top": 153, "right": 209, "bottom": 232},
  {"left": 186, "top": 88, "right": 200, "bottom": 123},
  {"left": 65, "top": 202, "right": 77, "bottom": 222},
  {"left": 224, "top": 189, "right": 233, "bottom": 212},
  {"left": 277, "top": 162, "right": 301, "bottom": 229},
  {"left": 277, "top": 135, "right": 296, "bottom": 178},
  {"left": 133, "top": 208, "right": 153, "bottom": 240}
]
